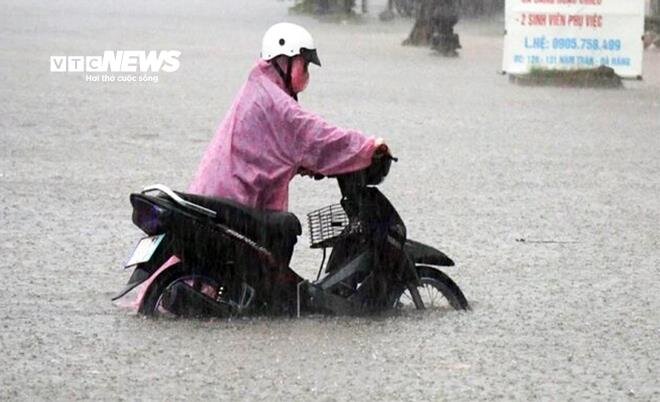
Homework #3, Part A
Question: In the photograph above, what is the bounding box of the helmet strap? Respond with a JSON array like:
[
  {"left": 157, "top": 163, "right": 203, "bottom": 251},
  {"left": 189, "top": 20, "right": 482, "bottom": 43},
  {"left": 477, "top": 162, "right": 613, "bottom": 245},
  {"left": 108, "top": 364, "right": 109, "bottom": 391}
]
[{"left": 270, "top": 57, "right": 298, "bottom": 102}]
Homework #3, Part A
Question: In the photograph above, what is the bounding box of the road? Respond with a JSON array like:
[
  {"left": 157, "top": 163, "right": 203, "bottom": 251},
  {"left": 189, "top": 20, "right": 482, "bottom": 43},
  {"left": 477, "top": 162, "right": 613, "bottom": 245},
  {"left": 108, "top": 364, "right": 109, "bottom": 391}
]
[{"left": 1, "top": 0, "right": 659, "bottom": 400}]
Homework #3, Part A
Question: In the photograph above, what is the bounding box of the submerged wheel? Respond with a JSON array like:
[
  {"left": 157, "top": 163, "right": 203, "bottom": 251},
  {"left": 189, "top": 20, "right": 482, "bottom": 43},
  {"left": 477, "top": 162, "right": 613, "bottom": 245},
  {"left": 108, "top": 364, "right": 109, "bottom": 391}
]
[
  {"left": 391, "top": 265, "right": 469, "bottom": 311},
  {"left": 139, "top": 264, "right": 227, "bottom": 317}
]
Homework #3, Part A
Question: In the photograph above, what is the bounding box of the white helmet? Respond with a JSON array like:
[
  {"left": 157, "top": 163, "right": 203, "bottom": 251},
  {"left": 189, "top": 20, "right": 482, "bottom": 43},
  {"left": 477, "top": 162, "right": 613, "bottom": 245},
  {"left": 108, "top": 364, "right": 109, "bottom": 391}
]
[{"left": 261, "top": 22, "right": 321, "bottom": 66}]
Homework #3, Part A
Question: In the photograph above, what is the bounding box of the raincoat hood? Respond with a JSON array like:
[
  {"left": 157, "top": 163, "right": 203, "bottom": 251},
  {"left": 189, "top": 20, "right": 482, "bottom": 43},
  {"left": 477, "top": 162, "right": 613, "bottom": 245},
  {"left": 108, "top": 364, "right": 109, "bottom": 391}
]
[{"left": 256, "top": 59, "right": 293, "bottom": 96}]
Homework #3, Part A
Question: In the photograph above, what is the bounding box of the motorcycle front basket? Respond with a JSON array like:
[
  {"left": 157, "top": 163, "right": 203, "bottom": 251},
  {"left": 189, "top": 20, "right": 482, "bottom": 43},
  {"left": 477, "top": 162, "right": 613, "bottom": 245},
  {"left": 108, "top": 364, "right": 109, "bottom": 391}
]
[{"left": 307, "top": 204, "right": 349, "bottom": 249}]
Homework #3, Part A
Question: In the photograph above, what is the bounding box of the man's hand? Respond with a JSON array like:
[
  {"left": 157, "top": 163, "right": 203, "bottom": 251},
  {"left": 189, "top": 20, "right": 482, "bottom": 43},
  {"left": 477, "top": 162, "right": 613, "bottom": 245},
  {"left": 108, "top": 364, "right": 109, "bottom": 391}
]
[{"left": 374, "top": 138, "right": 392, "bottom": 157}]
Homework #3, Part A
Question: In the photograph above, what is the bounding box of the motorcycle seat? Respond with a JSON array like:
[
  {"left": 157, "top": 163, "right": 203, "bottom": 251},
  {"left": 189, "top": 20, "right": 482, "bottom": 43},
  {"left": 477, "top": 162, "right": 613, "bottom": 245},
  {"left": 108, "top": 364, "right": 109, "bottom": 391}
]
[{"left": 177, "top": 192, "right": 302, "bottom": 242}]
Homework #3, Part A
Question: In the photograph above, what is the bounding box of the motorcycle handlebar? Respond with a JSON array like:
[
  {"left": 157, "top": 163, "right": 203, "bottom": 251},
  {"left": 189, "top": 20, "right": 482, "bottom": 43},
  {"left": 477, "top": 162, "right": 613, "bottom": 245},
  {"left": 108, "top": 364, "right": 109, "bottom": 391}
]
[{"left": 301, "top": 152, "right": 397, "bottom": 181}]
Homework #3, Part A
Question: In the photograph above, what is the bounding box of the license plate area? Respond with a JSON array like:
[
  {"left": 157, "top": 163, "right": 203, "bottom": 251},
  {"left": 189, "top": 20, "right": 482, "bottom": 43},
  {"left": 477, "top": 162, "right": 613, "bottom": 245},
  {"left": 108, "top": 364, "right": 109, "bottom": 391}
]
[{"left": 124, "top": 234, "right": 165, "bottom": 268}]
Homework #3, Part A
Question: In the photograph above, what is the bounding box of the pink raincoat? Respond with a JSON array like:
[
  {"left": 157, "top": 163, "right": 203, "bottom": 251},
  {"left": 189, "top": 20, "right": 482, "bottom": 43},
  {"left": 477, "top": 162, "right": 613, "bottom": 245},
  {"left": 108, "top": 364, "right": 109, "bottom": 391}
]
[
  {"left": 118, "top": 60, "right": 378, "bottom": 311},
  {"left": 188, "top": 59, "right": 377, "bottom": 210}
]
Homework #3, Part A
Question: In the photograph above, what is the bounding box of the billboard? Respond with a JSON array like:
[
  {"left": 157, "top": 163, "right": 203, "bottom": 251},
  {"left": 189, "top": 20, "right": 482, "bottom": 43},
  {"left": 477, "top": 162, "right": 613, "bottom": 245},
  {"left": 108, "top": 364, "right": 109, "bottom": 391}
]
[{"left": 502, "top": 0, "right": 645, "bottom": 78}]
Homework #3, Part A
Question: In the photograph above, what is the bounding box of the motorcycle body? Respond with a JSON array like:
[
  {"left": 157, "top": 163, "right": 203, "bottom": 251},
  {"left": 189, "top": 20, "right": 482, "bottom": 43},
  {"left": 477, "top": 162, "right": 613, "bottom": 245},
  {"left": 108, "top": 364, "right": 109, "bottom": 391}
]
[{"left": 114, "top": 156, "right": 469, "bottom": 317}]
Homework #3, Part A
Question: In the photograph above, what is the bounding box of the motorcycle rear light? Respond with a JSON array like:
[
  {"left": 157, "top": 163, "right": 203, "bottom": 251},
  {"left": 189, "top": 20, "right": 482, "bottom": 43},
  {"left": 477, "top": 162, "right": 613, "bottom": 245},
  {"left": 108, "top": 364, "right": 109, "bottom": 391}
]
[{"left": 132, "top": 198, "right": 170, "bottom": 235}]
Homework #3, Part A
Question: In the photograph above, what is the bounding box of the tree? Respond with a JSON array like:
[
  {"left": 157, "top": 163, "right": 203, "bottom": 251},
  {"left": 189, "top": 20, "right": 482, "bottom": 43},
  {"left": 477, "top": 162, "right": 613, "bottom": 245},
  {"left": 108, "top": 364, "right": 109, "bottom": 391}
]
[{"left": 402, "top": 0, "right": 436, "bottom": 46}]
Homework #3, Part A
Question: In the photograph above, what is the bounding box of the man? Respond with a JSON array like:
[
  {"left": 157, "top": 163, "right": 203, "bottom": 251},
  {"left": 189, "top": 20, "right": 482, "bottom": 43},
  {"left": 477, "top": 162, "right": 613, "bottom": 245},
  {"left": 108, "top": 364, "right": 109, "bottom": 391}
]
[{"left": 188, "top": 22, "right": 388, "bottom": 264}]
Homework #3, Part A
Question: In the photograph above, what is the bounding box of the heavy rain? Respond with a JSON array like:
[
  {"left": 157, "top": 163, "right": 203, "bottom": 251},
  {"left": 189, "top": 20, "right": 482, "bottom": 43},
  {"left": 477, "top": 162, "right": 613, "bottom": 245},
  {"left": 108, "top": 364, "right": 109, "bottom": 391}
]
[{"left": 1, "top": 0, "right": 659, "bottom": 400}]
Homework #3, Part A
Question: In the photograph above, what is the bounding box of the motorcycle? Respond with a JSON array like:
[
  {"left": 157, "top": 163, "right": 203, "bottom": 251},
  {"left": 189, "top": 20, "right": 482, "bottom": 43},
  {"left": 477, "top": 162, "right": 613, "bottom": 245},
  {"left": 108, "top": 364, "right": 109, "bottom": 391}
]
[{"left": 113, "top": 154, "right": 469, "bottom": 317}]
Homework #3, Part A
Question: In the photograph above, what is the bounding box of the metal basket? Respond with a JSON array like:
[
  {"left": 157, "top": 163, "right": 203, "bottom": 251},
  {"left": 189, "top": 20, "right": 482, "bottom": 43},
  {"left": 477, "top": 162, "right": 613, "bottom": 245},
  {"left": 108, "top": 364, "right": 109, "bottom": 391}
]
[{"left": 307, "top": 203, "right": 349, "bottom": 248}]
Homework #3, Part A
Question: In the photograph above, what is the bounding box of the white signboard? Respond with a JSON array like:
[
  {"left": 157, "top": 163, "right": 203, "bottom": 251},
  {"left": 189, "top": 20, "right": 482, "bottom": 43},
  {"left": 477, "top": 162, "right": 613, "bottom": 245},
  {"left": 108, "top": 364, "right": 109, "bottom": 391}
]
[{"left": 502, "top": 0, "right": 645, "bottom": 78}]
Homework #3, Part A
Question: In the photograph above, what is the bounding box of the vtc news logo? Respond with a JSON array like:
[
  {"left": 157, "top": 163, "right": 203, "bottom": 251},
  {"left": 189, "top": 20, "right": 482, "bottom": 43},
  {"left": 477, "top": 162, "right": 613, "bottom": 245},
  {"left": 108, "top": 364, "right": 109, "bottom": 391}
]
[{"left": 50, "top": 50, "right": 181, "bottom": 73}]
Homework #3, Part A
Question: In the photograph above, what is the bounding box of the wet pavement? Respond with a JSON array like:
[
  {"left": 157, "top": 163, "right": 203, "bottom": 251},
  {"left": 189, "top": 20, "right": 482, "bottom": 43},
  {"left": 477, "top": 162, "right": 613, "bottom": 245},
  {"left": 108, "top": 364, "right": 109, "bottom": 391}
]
[{"left": 1, "top": 0, "right": 659, "bottom": 400}]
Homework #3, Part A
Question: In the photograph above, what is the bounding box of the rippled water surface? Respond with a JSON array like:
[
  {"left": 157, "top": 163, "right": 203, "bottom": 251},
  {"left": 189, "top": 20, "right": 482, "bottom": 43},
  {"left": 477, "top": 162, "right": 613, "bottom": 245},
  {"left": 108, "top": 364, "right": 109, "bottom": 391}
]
[{"left": 1, "top": 0, "right": 659, "bottom": 399}]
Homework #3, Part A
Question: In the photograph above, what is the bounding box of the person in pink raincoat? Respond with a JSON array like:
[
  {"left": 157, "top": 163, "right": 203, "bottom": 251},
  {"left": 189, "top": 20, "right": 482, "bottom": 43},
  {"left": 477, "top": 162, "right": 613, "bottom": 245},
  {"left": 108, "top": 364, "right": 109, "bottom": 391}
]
[
  {"left": 119, "top": 23, "right": 389, "bottom": 311},
  {"left": 188, "top": 22, "right": 388, "bottom": 212},
  {"left": 187, "top": 22, "right": 390, "bottom": 265}
]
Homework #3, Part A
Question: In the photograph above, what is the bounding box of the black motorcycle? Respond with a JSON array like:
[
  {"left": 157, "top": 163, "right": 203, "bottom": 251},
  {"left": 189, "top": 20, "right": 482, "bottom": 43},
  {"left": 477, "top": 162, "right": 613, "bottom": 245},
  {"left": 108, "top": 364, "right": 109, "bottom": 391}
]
[{"left": 113, "top": 154, "right": 469, "bottom": 317}]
